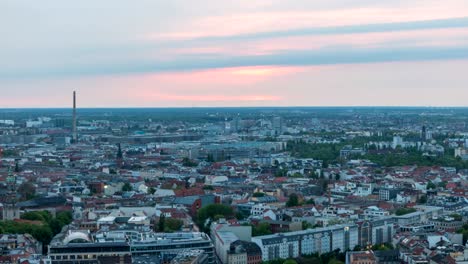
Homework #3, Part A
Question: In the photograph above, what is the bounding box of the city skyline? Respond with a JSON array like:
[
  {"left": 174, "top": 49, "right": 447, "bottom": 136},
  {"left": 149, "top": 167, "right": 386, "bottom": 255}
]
[{"left": 2, "top": 0, "right": 468, "bottom": 107}]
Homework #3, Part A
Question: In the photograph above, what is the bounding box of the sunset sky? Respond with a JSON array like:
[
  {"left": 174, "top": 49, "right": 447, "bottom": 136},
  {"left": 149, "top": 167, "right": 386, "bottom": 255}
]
[{"left": 1, "top": 0, "right": 468, "bottom": 107}]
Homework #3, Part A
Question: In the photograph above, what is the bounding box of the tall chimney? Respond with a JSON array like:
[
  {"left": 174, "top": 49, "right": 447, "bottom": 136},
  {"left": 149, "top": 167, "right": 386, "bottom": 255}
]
[{"left": 73, "top": 91, "right": 77, "bottom": 143}]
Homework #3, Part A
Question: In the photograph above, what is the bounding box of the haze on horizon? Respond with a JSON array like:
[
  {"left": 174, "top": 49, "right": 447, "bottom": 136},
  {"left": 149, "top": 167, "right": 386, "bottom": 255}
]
[{"left": 1, "top": 0, "right": 468, "bottom": 108}]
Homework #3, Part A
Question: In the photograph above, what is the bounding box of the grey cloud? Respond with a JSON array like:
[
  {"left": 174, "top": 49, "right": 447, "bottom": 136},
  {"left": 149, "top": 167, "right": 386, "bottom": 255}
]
[
  {"left": 2, "top": 46, "right": 468, "bottom": 79},
  {"left": 192, "top": 17, "right": 468, "bottom": 42}
]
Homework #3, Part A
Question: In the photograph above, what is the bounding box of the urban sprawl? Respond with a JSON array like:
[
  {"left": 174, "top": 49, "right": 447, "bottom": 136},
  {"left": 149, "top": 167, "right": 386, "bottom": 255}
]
[{"left": 0, "top": 101, "right": 468, "bottom": 264}]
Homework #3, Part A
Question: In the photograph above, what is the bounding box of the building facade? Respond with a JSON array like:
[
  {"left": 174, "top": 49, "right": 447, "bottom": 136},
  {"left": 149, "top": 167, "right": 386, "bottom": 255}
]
[{"left": 252, "top": 224, "right": 359, "bottom": 262}]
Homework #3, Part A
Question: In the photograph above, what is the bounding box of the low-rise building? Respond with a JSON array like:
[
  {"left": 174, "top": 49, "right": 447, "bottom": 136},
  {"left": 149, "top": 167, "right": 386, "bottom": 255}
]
[{"left": 345, "top": 251, "right": 376, "bottom": 264}]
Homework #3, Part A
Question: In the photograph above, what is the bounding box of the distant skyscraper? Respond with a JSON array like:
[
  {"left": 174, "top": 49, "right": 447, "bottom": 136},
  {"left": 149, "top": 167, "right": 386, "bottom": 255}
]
[
  {"left": 72, "top": 91, "right": 77, "bottom": 143},
  {"left": 233, "top": 115, "right": 241, "bottom": 132},
  {"left": 55, "top": 118, "right": 65, "bottom": 128},
  {"left": 272, "top": 116, "right": 283, "bottom": 135},
  {"left": 3, "top": 166, "right": 19, "bottom": 221},
  {"left": 224, "top": 118, "right": 231, "bottom": 134},
  {"left": 421, "top": 125, "right": 427, "bottom": 141},
  {"left": 117, "top": 143, "right": 123, "bottom": 168}
]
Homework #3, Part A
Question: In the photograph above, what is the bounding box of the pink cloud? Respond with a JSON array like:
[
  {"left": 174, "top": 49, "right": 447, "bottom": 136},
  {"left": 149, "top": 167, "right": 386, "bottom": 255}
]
[
  {"left": 140, "top": 94, "right": 281, "bottom": 102},
  {"left": 247, "top": 28, "right": 468, "bottom": 52},
  {"left": 147, "top": 4, "right": 468, "bottom": 41},
  {"left": 133, "top": 66, "right": 305, "bottom": 88},
  {"left": 156, "top": 28, "right": 468, "bottom": 61},
  {"left": 2, "top": 60, "right": 468, "bottom": 108}
]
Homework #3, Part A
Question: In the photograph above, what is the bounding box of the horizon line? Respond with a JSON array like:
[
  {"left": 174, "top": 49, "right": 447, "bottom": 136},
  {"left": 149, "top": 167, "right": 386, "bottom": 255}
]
[{"left": 1, "top": 105, "right": 468, "bottom": 110}]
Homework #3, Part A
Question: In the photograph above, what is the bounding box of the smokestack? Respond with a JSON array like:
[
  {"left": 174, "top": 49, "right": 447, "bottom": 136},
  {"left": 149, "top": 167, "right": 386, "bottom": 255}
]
[{"left": 73, "top": 91, "right": 77, "bottom": 143}]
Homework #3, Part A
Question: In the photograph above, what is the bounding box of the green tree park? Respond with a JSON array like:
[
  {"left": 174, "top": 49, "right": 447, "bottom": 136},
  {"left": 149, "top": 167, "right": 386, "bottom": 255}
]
[
  {"left": 196, "top": 204, "right": 234, "bottom": 232},
  {"left": 0, "top": 211, "right": 73, "bottom": 253}
]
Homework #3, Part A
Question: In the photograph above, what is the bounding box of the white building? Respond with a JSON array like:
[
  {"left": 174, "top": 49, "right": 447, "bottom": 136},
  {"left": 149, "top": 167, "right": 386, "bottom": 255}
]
[
  {"left": 363, "top": 206, "right": 390, "bottom": 217},
  {"left": 355, "top": 184, "right": 373, "bottom": 197},
  {"left": 251, "top": 204, "right": 273, "bottom": 217},
  {"left": 252, "top": 224, "right": 359, "bottom": 262}
]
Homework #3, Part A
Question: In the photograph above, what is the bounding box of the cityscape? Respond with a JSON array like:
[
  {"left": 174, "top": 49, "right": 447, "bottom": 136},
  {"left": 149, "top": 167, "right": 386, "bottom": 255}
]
[
  {"left": 2, "top": 1, "right": 468, "bottom": 264},
  {"left": 0, "top": 97, "right": 467, "bottom": 264}
]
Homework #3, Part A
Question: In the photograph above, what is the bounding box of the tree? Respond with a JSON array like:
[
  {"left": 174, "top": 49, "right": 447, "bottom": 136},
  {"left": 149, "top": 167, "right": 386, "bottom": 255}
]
[
  {"left": 418, "top": 195, "right": 427, "bottom": 204},
  {"left": 457, "top": 224, "right": 468, "bottom": 244},
  {"left": 13, "top": 210, "right": 72, "bottom": 253},
  {"left": 302, "top": 221, "right": 314, "bottom": 230},
  {"left": 148, "top": 187, "right": 156, "bottom": 195},
  {"left": 18, "top": 182, "right": 36, "bottom": 201},
  {"left": 335, "top": 174, "right": 340, "bottom": 181},
  {"left": 438, "top": 181, "right": 447, "bottom": 189},
  {"left": 253, "top": 192, "right": 265, "bottom": 197},
  {"left": 328, "top": 259, "right": 344, "bottom": 264},
  {"left": 283, "top": 260, "right": 297, "bottom": 264},
  {"left": 236, "top": 211, "right": 246, "bottom": 220},
  {"left": 450, "top": 214, "right": 462, "bottom": 221},
  {"left": 252, "top": 222, "right": 272, "bottom": 236},
  {"left": 116, "top": 143, "right": 123, "bottom": 159},
  {"left": 372, "top": 243, "right": 394, "bottom": 251},
  {"left": 322, "top": 160, "right": 329, "bottom": 169},
  {"left": 426, "top": 181, "right": 436, "bottom": 189},
  {"left": 165, "top": 218, "right": 183, "bottom": 232},
  {"left": 291, "top": 172, "right": 303, "bottom": 178},
  {"left": 196, "top": 204, "right": 234, "bottom": 231},
  {"left": 305, "top": 198, "right": 315, "bottom": 205},
  {"left": 395, "top": 208, "right": 417, "bottom": 216},
  {"left": 14, "top": 162, "right": 20, "bottom": 173},
  {"left": 322, "top": 180, "right": 329, "bottom": 192},
  {"left": 56, "top": 211, "right": 72, "bottom": 226},
  {"left": 157, "top": 214, "right": 166, "bottom": 232},
  {"left": 122, "top": 182, "right": 133, "bottom": 192},
  {"left": 353, "top": 245, "right": 362, "bottom": 251},
  {"left": 182, "top": 157, "right": 198, "bottom": 167},
  {"left": 286, "top": 193, "right": 299, "bottom": 207},
  {"left": 21, "top": 211, "right": 52, "bottom": 223}
]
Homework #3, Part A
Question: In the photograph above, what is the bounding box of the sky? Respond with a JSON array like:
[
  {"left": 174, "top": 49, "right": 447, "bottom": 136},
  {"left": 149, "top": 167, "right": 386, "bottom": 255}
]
[{"left": 1, "top": 0, "right": 468, "bottom": 107}]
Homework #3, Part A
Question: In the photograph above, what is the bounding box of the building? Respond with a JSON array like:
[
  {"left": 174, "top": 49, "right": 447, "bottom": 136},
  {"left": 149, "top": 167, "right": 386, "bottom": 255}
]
[
  {"left": 0, "top": 234, "right": 42, "bottom": 264},
  {"left": 251, "top": 219, "right": 302, "bottom": 234},
  {"left": 252, "top": 224, "right": 359, "bottom": 262},
  {"left": 356, "top": 218, "right": 395, "bottom": 248},
  {"left": 392, "top": 136, "right": 404, "bottom": 149},
  {"left": 48, "top": 229, "right": 131, "bottom": 264},
  {"left": 428, "top": 216, "right": 464, "bottom": 232},
  {"left": 210, "top": 219, "right": 252, "bottom": 246},
  {"left": 363, "top": 206, "right": 390, "bottom": 218},
  {"left": 130, "top": 232, "right": 215, "bottom": 264},
  {"left": 394, "top": 206, "right": 443, "bottom": 226},
  {"left": 49, "top": 225, "right": 215, "bottom": 264},
  {"left": 250, "top": 204, "right": 273, "bottom": 217},
  {"left": 230, "top": 240, "right": 262, "bottom": 264},
  {"left": 340, "top": 145, "right": 366, "bottom": 159},
  {"left": 213, "top": 231, "right": 240, "bottom": 264},
  {"left": 49, "top": 242, "right": 132, "bottom": 264},
  {"left": 379, "top": 188, "right": 400, "bottom": 201},
  {"left": 272, "top": 117, "right": 283, "bottom": 135},
  {"left": 345, "top": 251, "right": 376, "bottom": 264},
  {"left": 1, "top": 203, "right": 20, "bottom": 220},
  {"left": 227, "top": 244, "right": 248, "bottom": 264},
  {"left": 170, "top": 250, "right": 210, "bottom": 264}
]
